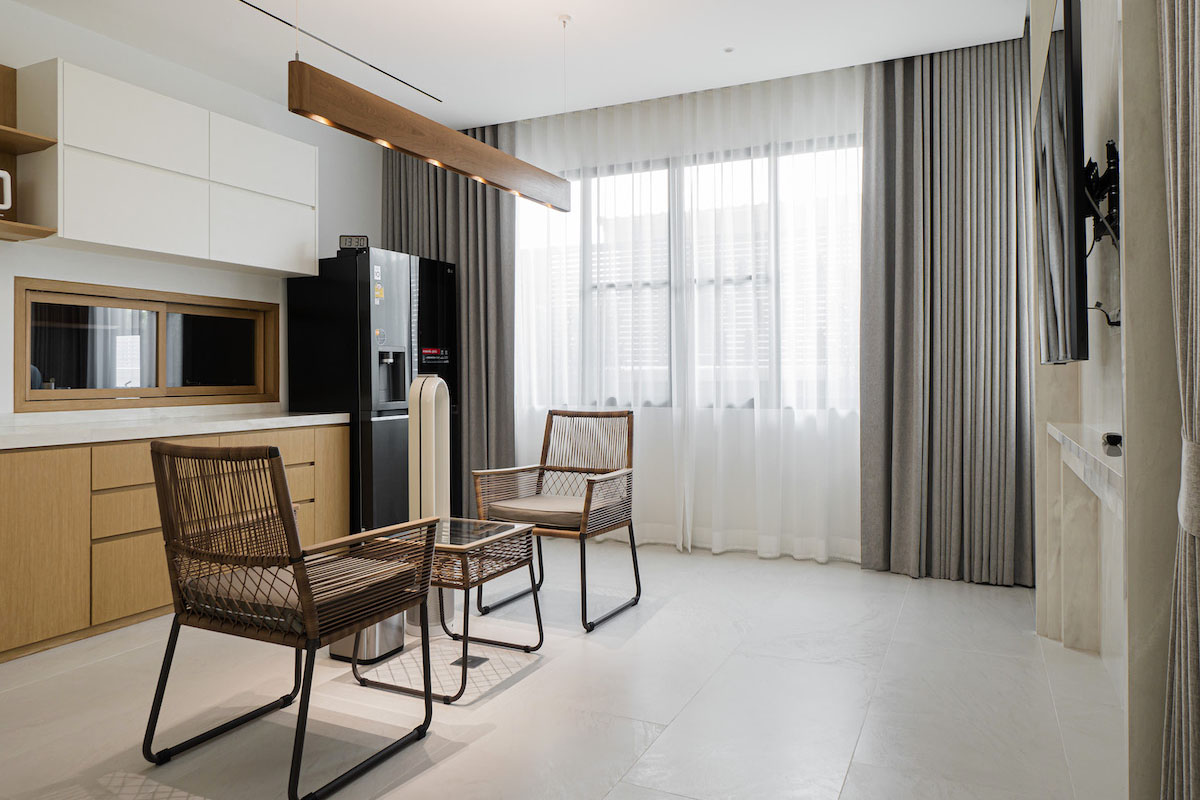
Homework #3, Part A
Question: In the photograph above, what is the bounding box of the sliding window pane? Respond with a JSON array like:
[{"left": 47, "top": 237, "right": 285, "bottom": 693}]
[
  {"left": 684, "top": 156, "right": 771, "bottom": 407},
  {"left": 166, "top": 312, "right": 256, "bottom": 387},
  {"left": 588, "top": 168, "right": 671, "bottom": 406},
  {"left": 777, "top": 145, "right": 862, "bottom": 411},
  {"left": 29, "top": 302, "right": 157, "bottom": 390}
]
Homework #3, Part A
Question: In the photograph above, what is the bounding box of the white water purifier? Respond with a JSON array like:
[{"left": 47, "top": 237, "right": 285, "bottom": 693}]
[{"left": 408, "top": 374, "right": 452, "bottom": 630}]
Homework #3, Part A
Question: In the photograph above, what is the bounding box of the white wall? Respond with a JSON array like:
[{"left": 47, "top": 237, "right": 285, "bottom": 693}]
[
  {"left": 0, "top": 0, "right": 382, "bottom": 414},
  {"left": 1030, "top": 0, "right": 1126, "bottom": 694},
  {"left": 1075, "top": 0, "right": 1128, "bottom": 726},
  {"left": 1117, "top": 0, "right": 1181, "bottom": 793},
  {"left": 1028, "top": 0, "right": 1182, "bottom": 796}
]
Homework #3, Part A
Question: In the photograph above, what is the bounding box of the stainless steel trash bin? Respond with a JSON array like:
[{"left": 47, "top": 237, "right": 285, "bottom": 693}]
[{"left": 328, "top": 612, "right": 405, "bottom": 664}]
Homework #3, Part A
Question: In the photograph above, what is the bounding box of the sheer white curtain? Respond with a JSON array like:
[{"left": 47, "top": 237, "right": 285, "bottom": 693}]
[{"left": 514, "top": 66, "right": 864, "bottom": 560}]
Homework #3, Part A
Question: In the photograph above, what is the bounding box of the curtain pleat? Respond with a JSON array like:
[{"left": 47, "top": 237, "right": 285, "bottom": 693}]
[
  {"left": 860, "top": 36, "right": 1035, "bottom": 586},
  {"left": 381, "top": 125, "right": 517, "bottom": 513},
  {"left": 1159, "top": 0, "right": 1200, "bottom": 793}
]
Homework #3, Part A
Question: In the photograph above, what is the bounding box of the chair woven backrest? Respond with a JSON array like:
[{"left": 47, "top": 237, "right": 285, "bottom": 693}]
[
  {"left": 150, "top": 441, "right": 316, "bottom": 641},
  {"left": 539, "top": 410, "right": 633, "bottom": 497}
]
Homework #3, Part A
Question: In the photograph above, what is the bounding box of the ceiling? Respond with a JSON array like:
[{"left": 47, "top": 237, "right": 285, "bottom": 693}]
[{"left": 17, "top": 0, "right": 1028, "bottom": 130}]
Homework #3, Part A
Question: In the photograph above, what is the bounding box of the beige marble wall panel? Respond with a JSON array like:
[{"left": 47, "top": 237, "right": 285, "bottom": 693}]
[
  {"left": 1061, "top": 461, "right": 1102, "bottom": 653},
  {"left": 1040, "top": 431, "right": 1065, "bottom": 640}
]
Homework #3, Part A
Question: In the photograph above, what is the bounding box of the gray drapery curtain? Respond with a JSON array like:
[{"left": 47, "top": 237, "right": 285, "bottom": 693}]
[
  {"left": 1159, "top": 0, "right": 1200, "bottom": 793},
  {"left": 859, "top": 37, "right": 1036, "bottom": 586},
  {"left": 382, "top": 125, "right": 517, "bottom": 513}
]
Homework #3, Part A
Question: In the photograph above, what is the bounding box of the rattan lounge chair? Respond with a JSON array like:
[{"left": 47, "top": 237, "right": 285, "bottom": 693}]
[
  {"left": 143, "top": 441, "right": 437, "bottom": 800},
  {"left": 473, "top": 409, "right": 641, "bottom": 632}
]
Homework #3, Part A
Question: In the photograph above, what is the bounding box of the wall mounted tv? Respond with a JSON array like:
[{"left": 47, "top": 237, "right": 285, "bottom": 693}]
[{"left": 1033, "top": 0, "right": 1087, "bottom": 363}]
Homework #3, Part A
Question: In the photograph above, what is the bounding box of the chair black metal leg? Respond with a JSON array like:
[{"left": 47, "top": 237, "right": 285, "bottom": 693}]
[
  {"left": 294, "top": 603, "right": 434, "bottom": 800},
  {"left": 527, "top": 560, "right": 545, "bottom": 651},
  {"left": 580, "top": 524, "right": 643, "bottom": 633},
  {"left": 477, "top": 536, "right": 544, "bottom": 615},
  {"left": 143, "top": 616, "right": 302, "bottom": 765},
  {"left": 287, "top": 643, "right": 319, "bottom": 800}
]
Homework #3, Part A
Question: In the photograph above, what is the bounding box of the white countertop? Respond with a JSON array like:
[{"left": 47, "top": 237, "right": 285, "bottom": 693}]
[
  {"left": 1047, "top": 422, "right": 1124, "bottom": 479},
  {"left": 0, "top": 404, "right": 349, "bottom": 451},
  {"left": 1047, "top": 421, "right": 1124, "bottom": 517}
]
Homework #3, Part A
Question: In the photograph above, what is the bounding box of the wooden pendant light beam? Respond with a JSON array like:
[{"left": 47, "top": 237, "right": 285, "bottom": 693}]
[{"left": 288, "top": 60, "right": 570, "bottom": 212}]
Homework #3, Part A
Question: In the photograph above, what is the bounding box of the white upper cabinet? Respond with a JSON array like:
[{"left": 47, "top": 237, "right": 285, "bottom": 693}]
[
  {"left": 210, "top": 184, "right": 315, "bottom": 273},
  {"left": 62, "top": 63, "right": 209, "bottom": 179},
  {"left": 210, "top": 113, "right": 316, "bottom": 206},
  {"left": 62, "top": 148, "right": 209, "bottom": 260},
  {"left": 17, "top": 60, "right": 318, "bottom": 277}
]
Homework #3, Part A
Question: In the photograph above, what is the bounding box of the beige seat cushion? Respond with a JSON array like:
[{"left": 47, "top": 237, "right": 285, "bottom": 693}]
[
  {"left": 488, "top": 494, "right": 585, "bottom": 529},
  {"left": 182, "top": 565, "right": 304, "bottom": 634},
  {"left": 182, "top": 557, "right": 416, "bottom": 635}
]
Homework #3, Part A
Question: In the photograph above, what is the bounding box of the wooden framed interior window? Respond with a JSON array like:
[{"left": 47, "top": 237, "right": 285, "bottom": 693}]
[{"left": 14, "top": 277, "right": 279, "bottom": 412}]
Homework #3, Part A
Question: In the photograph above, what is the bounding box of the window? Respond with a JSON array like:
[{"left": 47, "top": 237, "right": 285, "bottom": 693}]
[
  {"left": 16, "top": 278, "right": 278, "bottom": 411},
  {"left": 29, "top": 301, "right": 158, "bottom": 391},
  {"left": 685, "top": 155, "right": 772, "bottom": 407},
  {"left": 588, "top": 168, "right": 671, "bottom": 406},
  {"left": 777, "top": 145, "right": 862, "bottom": 411},
  {"left": 166, "top": 310, "right": 258, "bottom": 388},
  {"left": 517, "top": 141, "right": 862, "bottom": 412}
]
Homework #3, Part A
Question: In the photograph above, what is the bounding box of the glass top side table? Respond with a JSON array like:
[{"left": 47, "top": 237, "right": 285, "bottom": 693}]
[{"left": 351, "top": 517, "right": 544, "bottom": 704}]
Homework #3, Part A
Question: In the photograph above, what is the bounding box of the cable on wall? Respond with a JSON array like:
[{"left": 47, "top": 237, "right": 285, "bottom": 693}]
[{"left": 234, "top": 0, "right": 442, "bottom": 103}]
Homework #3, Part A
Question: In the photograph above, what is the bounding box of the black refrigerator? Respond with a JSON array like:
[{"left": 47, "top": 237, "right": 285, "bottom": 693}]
[{"left": 287, "top": 246, "right": 460, "bottom": 532}]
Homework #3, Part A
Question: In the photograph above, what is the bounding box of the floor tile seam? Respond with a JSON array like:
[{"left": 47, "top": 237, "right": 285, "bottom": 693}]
[
  {"left": 612, "top": 777, "right": 705, "bottom": 800},
  {"left": 1037, "top": 636, "right": 1079, "bottom": 800},
  {"left": 837, "top": 576, "right": 910, "bottom": 798},
  {"left": 609, "top": 646, "right": 741, "bottom": 793}
]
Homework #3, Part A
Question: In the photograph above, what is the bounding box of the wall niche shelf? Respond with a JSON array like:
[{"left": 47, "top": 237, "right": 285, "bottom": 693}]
[
  {"left": 0, "top": 219, "right": 56, "bottom": 242},
  {"left": 1, "top": 62, "right": 59, "bottom": 242},
  {"left": 0, "top": 123, "right": 55, "bottom": 156}
]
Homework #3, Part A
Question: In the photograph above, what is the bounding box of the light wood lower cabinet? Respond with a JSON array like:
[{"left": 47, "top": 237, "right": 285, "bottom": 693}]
[
  {"left": 219, "top": 428, "right": 314, "bottom": 465},
  {"left": 0, "top": 424, "right": 349, "bottom": 660},
  {"left": 0, "top": 447, "right": 91, "bottom": 652},
  {"left": 91, "top": 436, "right": 219, "bottom": 490},
  {"left": 92, "top": 485, "right": 159, "bottom": 539},
  {"left": 315, "top": 426, "right": 350, "bottom": 543},
  {"left": 92, "top": 462, "right": 315, "bottom": 539},
  {"left": 287, "top": 464, "right": 315, "bottom": 503},
  {"left": 294, "top": 500, "right": 316, "bottom": 547},
  {"left": 92, "top": 531, "right": 172, "bottom": 625}
]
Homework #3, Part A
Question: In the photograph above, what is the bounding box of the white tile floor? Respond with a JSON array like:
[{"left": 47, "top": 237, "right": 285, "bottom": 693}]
[{"left": 0, "top": 540, "right": 1125, "bottom": 800}]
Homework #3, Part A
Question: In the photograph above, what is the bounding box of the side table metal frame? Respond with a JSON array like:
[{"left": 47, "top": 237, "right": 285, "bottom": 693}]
[{"left": 352, "top": 526, "right": 543, "bottom": 704}]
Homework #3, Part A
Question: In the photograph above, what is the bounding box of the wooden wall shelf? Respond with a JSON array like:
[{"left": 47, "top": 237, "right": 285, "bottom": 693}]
[
  {"left": 1, "top": 62, "right": 58, "bottom": 240},
  {"left": 0, "top": 123, "right": 55, "bottom": 156},
  {"left": 0, "top": 219, "right": 56, "bottom": 242}
]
